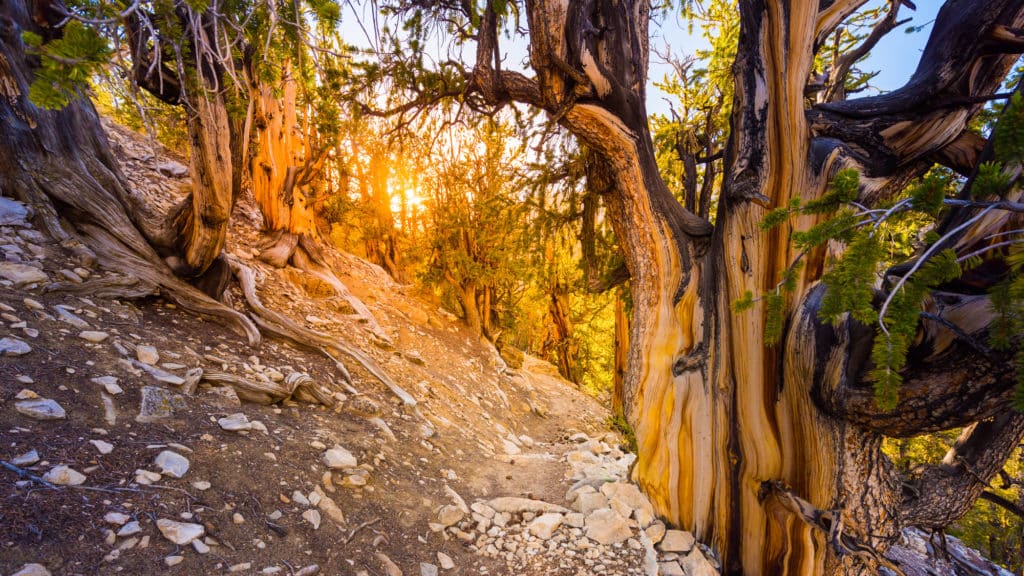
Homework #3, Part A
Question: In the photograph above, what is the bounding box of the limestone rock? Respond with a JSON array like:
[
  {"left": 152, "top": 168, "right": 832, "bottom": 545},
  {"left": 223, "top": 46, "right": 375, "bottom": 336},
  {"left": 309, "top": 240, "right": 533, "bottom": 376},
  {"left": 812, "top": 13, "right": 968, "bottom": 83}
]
[
  {"left": 420, "top": 563, "right": 438, "bottom": 576},
  {"left": 486, "top": 497, "right": 568, "bottom": 515},
  {"left": 156, "top": 518, "right": 205, "bottom": 545},
  {"left": 680, "top": 548, "right": 719, "bottom": 576},
  {"left": 436, "top": 552, "right": 454, "bottom": 570},
  {"left": 91, "top": 376, "right": 123, "bottom": 395},
  {"left": 135, "top": 345, "right": 160, "bottom": 365},
  {"left": 154, "top": 450, "right": 190, "bottom": 478},
  {"left": 527, "top": 512, "right": 563, "bottom": 540},
  {"left": 78, "top": 331, "right": 109, "bottom": 343},
  {"left": 42, "top": 465, "right": 86, "bottom": 486},
  {"left": 11, "top": 563, "right": 51, "bottom": 576},
  {"left": 218, "top": 412, "right": 252, "bottom": 431},
  {"left": 136, "top": 386, "right": 186, "bottom": 423},
  {"left": 0, "top": 262, "right": 48, "bottom": 287},
  {"left": 104, "top": 512, "right": 130, "bottom": 525},
  {"left": 658, "top": 561, "right": 685, "bottom": 576},
  {"left": 375, "top": 553, "right": 403, "bottom": 576},
  {"left": 323, "top": 445, "right": 357, "bottom": 469},
  {"left": 15, "top": 398, "right": 65, "bottom": 420},
  {"left": 11, "top": 449, "right": 39, "bottom": 466},
  {"left": 437, "top": 505, "right": 464, "bottom": 527},
  {"left": 157, "top": 161, "right": 189, "bottom": 178},
  {"left": 659, "top": 529, "right": 695, "bottom": 554},
  {"left": 89, "top": 439, "right": 114, "bottom": 455},
  {"left": 302, "top": 509, "right": 322, "bottom": 530},
  {"left": 572, "top": 491, "right": 608, "bottom": 515},
  {"left": 0, "top": 336, "right": 31, "bottom": 356},
  {"left": 584, "top": 508, "right": 632, "bottom": 545}
]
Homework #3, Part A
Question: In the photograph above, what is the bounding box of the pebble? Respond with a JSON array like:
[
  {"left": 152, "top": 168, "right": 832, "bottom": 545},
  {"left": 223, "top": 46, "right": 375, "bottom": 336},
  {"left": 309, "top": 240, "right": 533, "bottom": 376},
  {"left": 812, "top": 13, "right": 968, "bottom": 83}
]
[
  {"left": 11, "top": 564, "right": 52, "bottom": 576},
  {"left": 104, "top": 512, "right": 130, "bottom": 525},
  {"left": 218, "top": 412, "right": 252, "bottom": 431},
  {"left": 136, "top": 345, "right": 160, "bottom": 365},
  {"left": 420, "top": 563, "right": 438, "bottom": 576},
  {"left": 89, "top": 439, "right": 114, "bottom": 455},
  {"left": 154, "top": 450, "right": 190, "bottom": 478},
  {"left": 117, "top": 521, "right": 142, "bottom": 537},
  {"left": 164, "top": 556, "right": 184, "bottom": 567},
  {"left": 42, "top": 465, "right": 86, "bottom": 486},
  {"left": 232, "top": 512, "right": 245, "bottom": 524},
  {"left": 91, "top": 376, "right": 123, "bottom": 395},
  {"left": 192, "top": 480, "right": 212, "bottom": 491},
  {"left": 302, "top": 509, "right": 322, "bottom": 529},
  {"left": 78, "top": 331, "right": 109, "bottom": 343},
  {"left": 0, "top": 336, "right": 31, "bottom": 355},
  {"left": 156, "top": 518, "right": 205, "bottom": 545},
  {"left": 436, "top": 552, "right": 455, "bottom": 570},
  {"left": 11, "top": 449, "right": 40, "bottom": 466},
  {"left": 323, "top": 445, "right": 358, "bottom": 469}
]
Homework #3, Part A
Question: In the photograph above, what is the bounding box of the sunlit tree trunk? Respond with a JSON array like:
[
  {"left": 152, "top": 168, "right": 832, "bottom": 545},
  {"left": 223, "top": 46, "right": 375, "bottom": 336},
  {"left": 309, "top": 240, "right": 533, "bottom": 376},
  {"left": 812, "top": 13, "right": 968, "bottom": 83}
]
[{"left": 466, "top": 0, "right": 1024, "bottom": 573}]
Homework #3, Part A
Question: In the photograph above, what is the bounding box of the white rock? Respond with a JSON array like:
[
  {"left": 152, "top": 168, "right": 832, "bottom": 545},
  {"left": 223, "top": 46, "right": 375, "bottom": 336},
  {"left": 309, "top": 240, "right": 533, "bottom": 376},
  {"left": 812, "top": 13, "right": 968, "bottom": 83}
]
[
  {"left": 218, "top": 413, "right": 252, "bottom": 431},
  {"left": 42, "top": 465, "right": 86, "bottom": 485},
  {"left": 680, "top": 548, "right": 719, "bottom": 576},
  {"left": 104, "top": 512, "right": 130, "bottom": 525},
  {"left": 292, "top": 490, "right": 311, "bottom": 506},
  {"left": 501, "top": 438, "right": 521, "bottom": 455},
  {"left": 11, "top": 563, "right": 51, "bottom": 576},
  {"left": 528, "top": 512, "right": 563, "bottom": 540},
  {"left": 659, "top": 529, "right": 695, "bottom": 553},
  {"left": 420, "top": 563, "right": 438, "bottom": 576},
  {"left": 136, "top": 345, "right": 160, "bottom": 365},
  {"left": 573, "top": 491, "right": 608, "bottom": 515},
  {"left": 11, "top": 449, "right": 40, "bottom": 466},
  {"left": 156, "top": 518, "right": 205, "bottom": 545},
  {"left": 302, "top": 509, "right": 322, "bottom": 530},
  {"left": 584, "top": 508, "right": 632, "bottom": 545},
  {"left": 436, "top": 552, "right": 454, "bottom": 570},
  {"left": 322, "top": 445, "right": 357, "bottom": 469},
  {"left": 154, "top": 450, "right": 190, "bottom": 478},
  {"left": 658, "top": 561, "right": 685, "bottom": 576},
  {"left": 232, "top": 512, "right": 245, "bottom": 524},
  {"left": 0, "top": 262, "right": 48, "bottom": 287},
  {"left": 192, "top": 539, "right": 210, "bottom": 554},
  {"left": 164, "top": 555, "right": 184, "bottom": 567},
  {"left": 486, "top": 497, "right": 568, "bottom": 515},
  {"left": 117, "top": 521, "right": 142, "bottom": 537},
  {"left": 90, "top": 440, "right": 114, "bottom": 455},
  {"left": 0, "top": 336, "right": 31, "bottom": 356},
  {"left": 78, "top": 331, "right": 109, "bottom": 343},
  {"left": 91, "top": 376, "right": 123, "bottom": 395},
  {"left": 192, "top": 480, "right": 211, "bottom": 491},
  {"left": 437, "top": 505, "right": 464, "bottom": 527},
  {"left": 134, "top": 469, "right": 161, "bottom": 485}
]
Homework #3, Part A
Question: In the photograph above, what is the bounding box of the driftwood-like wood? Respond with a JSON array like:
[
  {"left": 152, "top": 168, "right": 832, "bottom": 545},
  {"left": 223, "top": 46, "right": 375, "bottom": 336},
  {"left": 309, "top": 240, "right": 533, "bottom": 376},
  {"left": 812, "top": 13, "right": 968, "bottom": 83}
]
[{"left": 231, "top": 259, "right": 417, "bottom": 406}]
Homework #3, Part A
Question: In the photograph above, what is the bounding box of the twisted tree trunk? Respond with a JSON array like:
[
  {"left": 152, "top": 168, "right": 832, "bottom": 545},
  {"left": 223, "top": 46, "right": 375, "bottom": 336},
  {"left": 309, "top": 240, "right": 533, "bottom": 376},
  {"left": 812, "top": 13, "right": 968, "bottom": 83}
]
[
  {"left": 466, "top": 0, "right": 1024, "bottom": 573},
  {"left": 0, "top": 0, "right": 257, "bottom": 342}
]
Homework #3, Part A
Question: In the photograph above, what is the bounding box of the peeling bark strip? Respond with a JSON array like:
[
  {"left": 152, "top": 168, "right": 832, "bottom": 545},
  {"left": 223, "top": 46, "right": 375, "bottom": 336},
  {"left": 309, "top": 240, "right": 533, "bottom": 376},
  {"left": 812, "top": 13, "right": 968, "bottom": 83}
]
[{"left": 456, "top": 0, "right": 1024, "bottom": 574}]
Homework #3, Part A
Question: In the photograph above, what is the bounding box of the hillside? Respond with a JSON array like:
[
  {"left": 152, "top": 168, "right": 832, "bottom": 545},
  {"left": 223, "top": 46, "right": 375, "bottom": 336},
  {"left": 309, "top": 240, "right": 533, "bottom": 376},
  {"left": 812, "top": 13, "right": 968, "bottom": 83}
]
[{"left": 0, "top": 121, "right": 717, "bottom": 576}]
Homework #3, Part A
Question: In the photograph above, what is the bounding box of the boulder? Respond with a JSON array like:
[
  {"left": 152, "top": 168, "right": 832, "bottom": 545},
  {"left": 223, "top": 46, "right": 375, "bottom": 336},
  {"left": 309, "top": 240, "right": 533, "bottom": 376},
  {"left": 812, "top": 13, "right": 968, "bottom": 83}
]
[{"left": 584, "top": 508, "right": 632, "bottom": 545}]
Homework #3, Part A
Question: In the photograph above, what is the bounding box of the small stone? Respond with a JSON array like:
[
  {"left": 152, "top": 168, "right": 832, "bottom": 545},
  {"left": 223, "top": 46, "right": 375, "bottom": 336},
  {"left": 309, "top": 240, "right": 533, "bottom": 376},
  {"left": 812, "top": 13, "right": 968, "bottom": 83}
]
[
  {"left": 14, "top": 389, "right": 38, "bottom": 399},
  {"left": 154, "top": 450, "right": 190, "bottom": 478},
  {"left": 158, "top": 161, "right": 189, "bottom": 178},
  {"left": 0, "top": 336, "right": 31, "bottom": 356},
  {"left": 78, "top": 331, "right": 109, "bottom": 343},
  {"left": 164, "top": 556, "right": 184, "bottom": 567},
  {"left": 436, "top": 552, "right": 454, "bottom": 570},
  {"left": 659, "top": 530, "right": 695, "bottom": 553},
  {"left": 156, "top": 518, "right": 205, "bottom": 545},
  {"left": 192, "top": 480, "right": 211, "bottom": 491},
  {"left": 375, "top": 553, "right": 403, "bottom": 576},
  {"left": 528, "top": 512, "right": 563, "bottom": 540},
  {"left": 42, "top": 465, "right": 86, "bottom": 486},
  {"left": 420, "top": 563, "right": 438, "bottom": 576},
  {"left": 104, "top": 512, "right": 130, "bottom": 526},
  {"left": 322, "top": 445, "right": 357, "bottom": 469},
  {"left": 23, "top": 298, "right": 44, "bottom": 310},
  {"left": 232, "top": 512, "right": 245, "bottom": 524},
  {"left": 302, "top": 509, "right": 322, "bottom": 530},
  {"left": 645, "top": 520, "right": 667, "bottom": 544},
  {"left": 584, "top": 508, "right": 632, "bottom": 545},
  {"left": 680, "top": 548, "right": 719, "bottom": 576},
  {"left": 136, "top": 345, "right": 160, "bottom": 365},
  {"left": 229, "top": 563, "right": 253, "bottom": 573},
  {"left": 573, "top": 491, "right": 608, "bottom": 515},
  {"left": 117, "top": 521, "right": 142, "bottom": 537},
  {"left": 91, "top": 376, "right": 123, "bottom": 395},
  {"left": 90, "top": 440, "right": 114, "bottom": 455},
  {"left": 192, "top": 539, "right": 210, "bottom": 554},
  {"left": 437, "top": 505, "right": 464, "bottom": 527},
  {"left": 218, "top": 412, "right": 252, "bottom": 431},
  {"left": 11, "top": 563, "right": 51, "bottom": 576},
  {"left": 658, "top": 561, "right": 685, "bottom": 576},
  {"left": 0, "top": 262, "right": 48, "bottom": 287},
  {"left": 136, "top": 386, "right": 186, "bottom": 423},
  {"left": 134, "top": 469, "right": 162, "bottom": 485},
  {"left": 15, "top": 398, "right": 65, "bottom": 420},
  {"left": 292, "top": 490, "right": 310, "bottom": 506},
  {"left": 11, "top": 449, "right": 39, "bottom": 466}
]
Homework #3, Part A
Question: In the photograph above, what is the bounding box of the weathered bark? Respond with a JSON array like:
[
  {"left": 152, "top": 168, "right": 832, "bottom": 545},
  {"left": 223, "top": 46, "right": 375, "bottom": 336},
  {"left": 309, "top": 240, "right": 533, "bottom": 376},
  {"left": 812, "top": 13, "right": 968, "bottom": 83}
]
[
  {"left": 0, "top": 0, "right": 257, "bottom": 342},
  {"left": 460, "top": 0, "right": 1024, "bottom": 574}
]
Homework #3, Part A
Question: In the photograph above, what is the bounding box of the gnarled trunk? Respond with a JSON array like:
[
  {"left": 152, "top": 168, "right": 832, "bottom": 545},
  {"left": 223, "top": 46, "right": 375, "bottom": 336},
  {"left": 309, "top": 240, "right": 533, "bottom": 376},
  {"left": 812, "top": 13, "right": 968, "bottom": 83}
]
[
  {"left": 0, "top": 0, "right": 257, "bottom": 342},
  {"left": 465, "top": 0, "right": 1024, "bottom": 573}
]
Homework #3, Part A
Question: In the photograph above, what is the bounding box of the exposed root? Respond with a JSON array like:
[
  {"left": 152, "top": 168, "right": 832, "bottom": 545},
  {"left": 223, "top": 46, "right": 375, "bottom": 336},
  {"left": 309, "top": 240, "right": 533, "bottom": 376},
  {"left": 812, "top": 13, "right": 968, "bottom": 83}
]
[
  {"left": 230, "top": 258, "right": 417, "bottom": 407},
  {"left": 201, "top": 370, "right": 334, "bottom": 407},
  {"left": 44, "top": 274, "right": 157, "bottom": 299}
]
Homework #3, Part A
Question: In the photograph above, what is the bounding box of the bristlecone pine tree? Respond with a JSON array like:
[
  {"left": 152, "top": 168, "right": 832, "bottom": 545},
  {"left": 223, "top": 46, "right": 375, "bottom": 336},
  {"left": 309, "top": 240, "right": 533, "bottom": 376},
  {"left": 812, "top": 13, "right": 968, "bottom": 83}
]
[{"left": 381, "top": 0, "right": 1024, "bottom": 573}]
